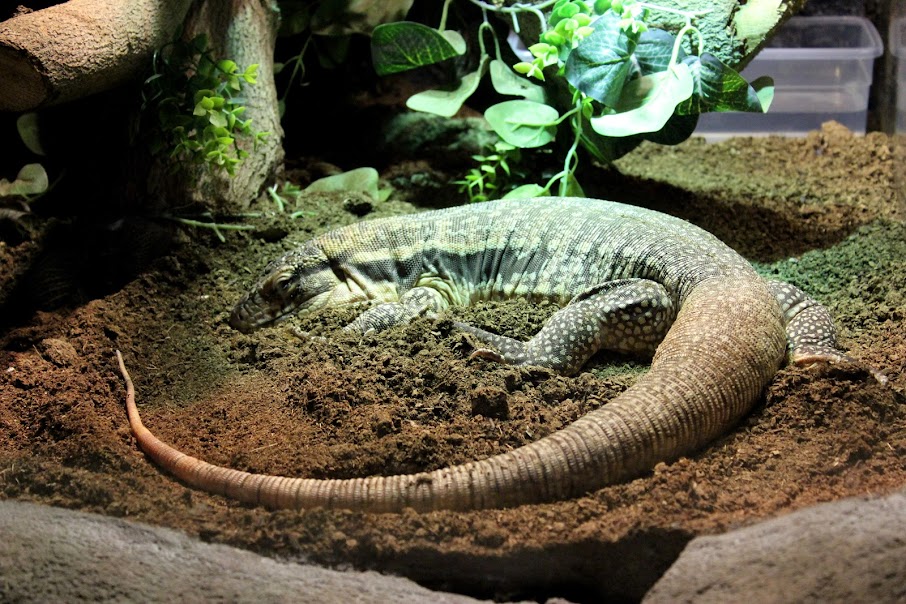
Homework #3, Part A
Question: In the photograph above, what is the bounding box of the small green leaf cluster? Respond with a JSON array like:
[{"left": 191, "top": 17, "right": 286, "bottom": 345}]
[
  {"left": 514, "top": 0, "right": 602, "bottom": 80},
  {"left": 166, "top": 180, "right": 307, "bottom": 242},
  {"left": 143, "top": 34, "right": 269, "bottom": 176},
  {"left": 267, "top": 181, "right": 304, "bottom": 215},
  {"left": 455, "top": 142, "right": 526, "bottom": 203},
  {"left": 370, "top": 0, "right": 774, "bottom": 201}
]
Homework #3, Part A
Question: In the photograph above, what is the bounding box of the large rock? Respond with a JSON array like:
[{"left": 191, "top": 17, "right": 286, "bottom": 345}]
[
  {"left": 644, "top": 490, "right": 906, "bottom": 603},
  {"left": 0, "top": 500, "right": 493, "bottom": 603}
]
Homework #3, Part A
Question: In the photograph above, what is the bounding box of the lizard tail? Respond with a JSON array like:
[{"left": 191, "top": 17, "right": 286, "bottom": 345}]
[{"left": 115, "top": 278, "right": 786, "bottom": 512}]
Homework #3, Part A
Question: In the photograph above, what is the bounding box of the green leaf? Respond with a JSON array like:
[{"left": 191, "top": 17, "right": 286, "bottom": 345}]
[
  {"left": 371, "top": 22, "right": 466, "bottom": 76},
  {"left": 194, "top": 89, "right": 215, "bottom": 104},
  {"left": 280, "top": 4, "right": 312, "bottom": 36},
  {"left": 243, "top": 64, "right": 259, "bottom": 84},
  {"left": 208, "top": 112, "right": 228, "bottom": 128},
  {"left": 489, "top": 59, "right": 545, "bottom": 102},
  {"left": 676, "top": 54, "right": 768, "bottom": 115},
  {"left": 750, "top": 76, "right": 774, "bottom": 112},
  {"left": 553, "top": 1, "right": 580, "bottom": 25},
  {"left": 640, "top": 113, "right": 699, "bottom": 145},
  {"left": 16, "top": 113, "right": 45, "bottom": 156},
  {"left": 406, "top": 56, "right": 488, "bottom": 118},
  {"left": 502, "top": 183, "right": 546, "bottom": 199},
  {"left": 304, "top": 167, "right": 381, "bottom": 200},
  {"left": 590, "top": 62, "right": 694, "bottom": 137},
  {"left": 0, "top": 163, "right": 49, "bottom": 197},
  {"left": 633, "top": 29, "right": 682, "bottom": 75},
  {"left": 564, "top": 11, "right": 635, "bottom": 107},
  {"left": 560, "top": 172, "right": 585, "bottom": 197},
  {"left": 594, "top": 0, "right": 612, "bottom": 14},
  {"left": 484, "top": 100, "right": 558, "bottom": 148},
  {"left": 217, "top": 59, "right": 237, "bottom": 74},
  {"left": 440, "top": 30, "right": 467, "bottom": 54}
]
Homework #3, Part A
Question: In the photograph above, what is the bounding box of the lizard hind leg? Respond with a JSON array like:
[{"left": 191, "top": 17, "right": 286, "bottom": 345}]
[
  {"left": 769, "top": 280, "right": 850, "bottom": 364},
  {"left": 456, "top": 278, "right": 676, "bottom": 375},
  {"left": 768, "top": 280, "right": 887, "bottom": 383}
]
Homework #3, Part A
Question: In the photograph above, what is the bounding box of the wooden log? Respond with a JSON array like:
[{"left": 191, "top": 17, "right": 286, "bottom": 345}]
[{"left": 0, "top": 0, "right": 193, "bottom": 112}]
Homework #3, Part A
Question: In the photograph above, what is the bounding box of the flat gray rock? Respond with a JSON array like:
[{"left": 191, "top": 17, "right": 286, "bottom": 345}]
[
  {"left": 644, "top": 490, "right": 906, "bottom": 603},
  {"left": 0, "top": 500, "right": 490, "bottom": 603}
]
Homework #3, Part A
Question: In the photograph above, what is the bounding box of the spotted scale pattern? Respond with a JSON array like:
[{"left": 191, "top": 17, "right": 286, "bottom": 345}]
[
  {"left": 455, "top": 278, "right": 675, "bottom": 374},
  {"left": 768, "top": 281, "right": 845, "bottom": 361}
]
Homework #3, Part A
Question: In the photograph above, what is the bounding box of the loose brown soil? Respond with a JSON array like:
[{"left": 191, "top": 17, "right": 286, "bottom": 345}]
[{"left": 2, "top": 122, "right": 904, "bottom": 602}]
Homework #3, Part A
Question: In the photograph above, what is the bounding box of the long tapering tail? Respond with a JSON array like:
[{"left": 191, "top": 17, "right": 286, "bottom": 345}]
[{"left": 115, "top": 278, "right": 786, "bottom": 512}]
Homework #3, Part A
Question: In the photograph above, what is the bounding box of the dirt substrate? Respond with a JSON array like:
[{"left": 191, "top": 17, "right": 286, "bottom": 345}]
[{"left": 1, "top": 122, "right": 904, "bottom": 602}]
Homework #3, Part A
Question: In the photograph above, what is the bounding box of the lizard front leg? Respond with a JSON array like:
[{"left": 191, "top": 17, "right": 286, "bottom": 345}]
[
  {"left": 344, "top": 286, "right": 450, "bottom": 335},
  {"left": 456, "top": 279, "right": 676, "bottom": 375}
]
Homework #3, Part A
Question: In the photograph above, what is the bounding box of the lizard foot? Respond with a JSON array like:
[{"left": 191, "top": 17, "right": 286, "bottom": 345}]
[
  {"left": 468, "top": 347, "right": 506, "bottom": 364},
  {"left": 792, "top": 345, "right": 887, "bottom": 384},
  {"left": 291, "top": 326, "right": 328, "bottom": 343}
]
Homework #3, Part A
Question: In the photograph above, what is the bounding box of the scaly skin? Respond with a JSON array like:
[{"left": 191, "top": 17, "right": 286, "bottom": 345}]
[{"left": 117, "top": 197, "right": 871, "bottom": 512}]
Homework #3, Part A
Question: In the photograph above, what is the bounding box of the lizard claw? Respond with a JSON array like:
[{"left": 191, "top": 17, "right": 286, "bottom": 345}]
[
  {"left": 792, "top": 349, "right": 888, "bottom": 384},
  {"left": 468, "top": 348, "right": 506, "bottom": 364},
  {"left": 291, "top": 326, "right": 327, "bottom": 343}
]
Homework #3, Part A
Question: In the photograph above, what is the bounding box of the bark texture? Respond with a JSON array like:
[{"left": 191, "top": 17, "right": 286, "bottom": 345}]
[
  {"left": 149, "top": 0, "right": 284, "bottom": 213},
  {"left": 0, "top": 0, "right": 194, "bottom": 112}
]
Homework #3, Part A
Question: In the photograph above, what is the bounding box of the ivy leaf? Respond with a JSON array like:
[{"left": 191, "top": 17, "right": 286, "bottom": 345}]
[
  {"left": 560, "top": 172, "right": 585, "bottom": 197},
  {"left": 564, "top": 11, "right": 635, "bottom": 107},
  {"left": 633, "top": 29, "right": 683, "bottom": 75},
  {"left": 640, "top": 113, "right": 699, "bottom": 144},
  {"left": 304, "top": 167, "right": 381, "bottom": 200},
  {"left": 0, "top": 163, "right": 49, "bottom": 197},
  {"left": 371, "top": 22, "right": 466, "bottom": 75},
  {"left": 502, "top": 183, "right": 546, "bottom": 199},
  {"left": 406, "top": 55, "right": 489, "bottom": 117},
  {"left": 489, "top": 59, "right": 546, "bottom": 103},
  {"left": 590, "top": 62, "right": 694, "bottom": 137},
  {"left": 280, "top": 4, "right": 312, "bottom": 37},
  {"left": 16, "top": 113, "right": 45, "bottom": 156},
  {"left": 750, "top": 76, "right": 775, "bottom": 112},
  {"left": 485, "top": 100, "right": 558, "bottom": 148},
  {"left": 677, "top": 53, "right": 771, "bottom": 115}
]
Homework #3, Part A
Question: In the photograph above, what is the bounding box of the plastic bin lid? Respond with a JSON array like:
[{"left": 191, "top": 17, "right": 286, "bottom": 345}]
[{"left": 756, "top": 16, "right": 883, "bottom": 61}]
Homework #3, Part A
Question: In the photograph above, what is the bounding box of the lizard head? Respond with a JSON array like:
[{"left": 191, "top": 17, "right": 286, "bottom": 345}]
[{"left": 229, "top": 240, "right": 339, "bottom": 333}]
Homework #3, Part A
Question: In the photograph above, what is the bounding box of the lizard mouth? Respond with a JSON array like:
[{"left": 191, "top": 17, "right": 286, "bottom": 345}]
[{"left": 229, "top": 294, "right": 296, "bottom": 333}]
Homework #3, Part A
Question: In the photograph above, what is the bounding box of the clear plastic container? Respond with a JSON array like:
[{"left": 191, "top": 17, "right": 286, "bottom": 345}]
[{"left": 695, "top": 16, "right": 883, "bottom": 140}]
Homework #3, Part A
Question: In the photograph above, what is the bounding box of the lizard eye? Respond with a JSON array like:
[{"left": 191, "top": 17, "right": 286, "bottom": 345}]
[{"left": 262, "top": 270, "right": 294, "bottom": 298}]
